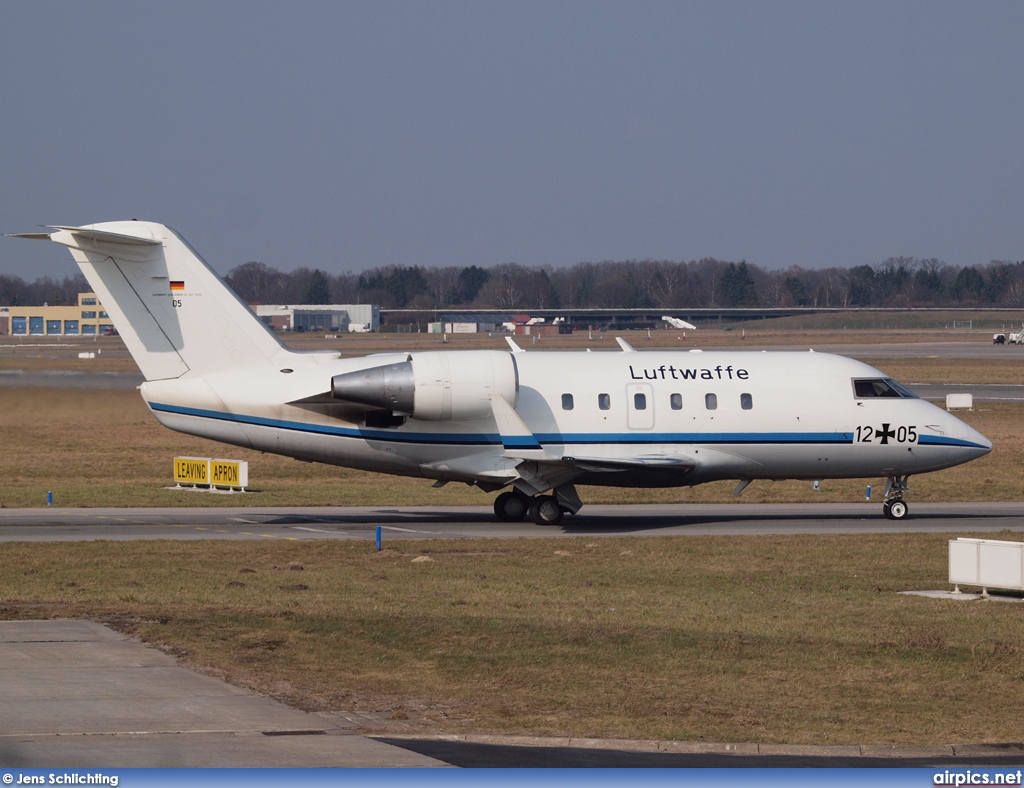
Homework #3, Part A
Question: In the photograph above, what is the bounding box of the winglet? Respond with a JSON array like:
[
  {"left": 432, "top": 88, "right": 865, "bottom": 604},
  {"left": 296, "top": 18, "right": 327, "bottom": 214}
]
[
  {"left": 489, "top": 393, "right": 544, "bottom": 453},
  {"left": 616, "top": 337, "right": 635, "bottom": 352},
  {"left": 505, "top": 337, "right": 525, "bottom": 353}
]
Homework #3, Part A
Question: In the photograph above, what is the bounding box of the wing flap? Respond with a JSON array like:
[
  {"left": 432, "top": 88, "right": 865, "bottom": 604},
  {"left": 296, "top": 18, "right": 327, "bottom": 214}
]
[{"left": 558, "top": 455, "right": 696, "bottom": 473}]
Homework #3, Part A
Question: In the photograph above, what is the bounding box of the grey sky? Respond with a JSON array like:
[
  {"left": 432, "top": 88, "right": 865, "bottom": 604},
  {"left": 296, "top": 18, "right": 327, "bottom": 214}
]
[{"left": 2, "top": 1, "right": 1022, "bottom": 280}]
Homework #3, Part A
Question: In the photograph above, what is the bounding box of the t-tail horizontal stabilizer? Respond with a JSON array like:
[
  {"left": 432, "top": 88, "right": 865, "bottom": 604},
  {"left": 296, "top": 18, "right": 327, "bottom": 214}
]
[{"left": 11, "top": 221, "right": 293, "bottom": 381}]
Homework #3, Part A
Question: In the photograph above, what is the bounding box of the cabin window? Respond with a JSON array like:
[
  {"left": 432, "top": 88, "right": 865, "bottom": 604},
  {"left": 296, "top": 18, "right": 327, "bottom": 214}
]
[
  {"left": 634, "top": 392, "right": 647, "bottom": 410},
  {"left": 670, "top": 393, "right": 682, "bottom": 410},
  {"left": 705, "top": 393, "right": 717, "bottom": 410},
  {"left": 740, "top": 393, "right": 753, "bottom": 410},
  {"left": 852, "top": 378, "right": 918, "bottom": 399},
  {"left": 598, "top": 393, "right": 611, "bottom": 410},
  {"left": 561, "top": 393, "right": 574, "bottom": 410}
]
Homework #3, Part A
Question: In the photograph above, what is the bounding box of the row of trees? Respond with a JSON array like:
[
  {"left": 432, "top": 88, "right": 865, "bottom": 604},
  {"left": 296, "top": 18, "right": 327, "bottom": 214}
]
[
  {"left": 0, "top": 274, "right": 89, "bottom": 308},
  {"left": 2, "top": 257, "right": 1022, "bottom": 311},
  {"left": 224, "top": 256, "right": 1024, "bottom": 311}
]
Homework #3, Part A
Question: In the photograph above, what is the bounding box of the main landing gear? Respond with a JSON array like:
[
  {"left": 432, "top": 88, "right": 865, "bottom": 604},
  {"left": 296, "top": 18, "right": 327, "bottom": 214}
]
[
  {"left": 493, "top": 490, "right": 530, "bottom": 522},
  {"left": 493, "top": 490, "right": 567, "bottom": 525},
  {"left": 528, "top": 495, "right": 564, "bottom": 525},
  {"left": 882, "top": 475, "right": 910, "bottom": 520}
]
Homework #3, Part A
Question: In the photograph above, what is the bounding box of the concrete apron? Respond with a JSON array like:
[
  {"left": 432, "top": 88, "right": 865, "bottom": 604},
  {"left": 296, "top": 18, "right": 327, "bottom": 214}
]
[{"left": 0, "top": 620, "right": 449, "bottom": 768}]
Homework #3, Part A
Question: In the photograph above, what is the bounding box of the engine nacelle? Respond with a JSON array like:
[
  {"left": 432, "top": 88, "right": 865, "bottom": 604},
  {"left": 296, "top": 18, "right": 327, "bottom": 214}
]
[{"left": 330, "top": 350, "right": 518, "bottom": 421}]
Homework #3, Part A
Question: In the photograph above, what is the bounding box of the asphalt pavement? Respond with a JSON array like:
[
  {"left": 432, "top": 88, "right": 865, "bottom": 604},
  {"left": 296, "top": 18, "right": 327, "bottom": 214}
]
[
  {"left": 0, "top": 502, "right": 1021, "bottom": 542},
  {"left": 0, "top": 620, "right": 448, "bottom": 768}
]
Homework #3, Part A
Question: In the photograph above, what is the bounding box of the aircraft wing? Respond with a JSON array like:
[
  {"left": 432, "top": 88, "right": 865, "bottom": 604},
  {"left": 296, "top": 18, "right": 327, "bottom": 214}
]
[
  {"left": 547, "top": 454, "right": 695, "bottom": 473},
  {"left": 505, "top": 452, "right": 695, "bottom": 497},
  {"left": 489, "top": 394, "right": 695, "bottom": 494}
]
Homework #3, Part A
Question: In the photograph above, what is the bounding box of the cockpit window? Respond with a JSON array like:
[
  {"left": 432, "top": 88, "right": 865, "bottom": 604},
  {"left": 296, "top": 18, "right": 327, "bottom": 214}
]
[{"left": 853, "top": 378, "right": 919, "bottom": 399}]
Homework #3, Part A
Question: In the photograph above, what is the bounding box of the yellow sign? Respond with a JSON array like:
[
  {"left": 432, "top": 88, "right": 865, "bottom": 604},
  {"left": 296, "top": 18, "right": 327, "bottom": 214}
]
[
  {"left": 173, "top": 456, "right": 247, "bottom": 489},
  {"left": 174, "top": 457, "right": 209, "bottom": 484},
  {"left": 211, "top": 460, "right": 241, "bottom": 486}
]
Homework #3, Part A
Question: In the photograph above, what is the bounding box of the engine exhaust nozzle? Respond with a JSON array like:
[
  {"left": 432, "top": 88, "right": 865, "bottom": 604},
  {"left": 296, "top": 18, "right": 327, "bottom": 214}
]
[{"left": 331, "top": 360, "right": 415, "bottom": 413}]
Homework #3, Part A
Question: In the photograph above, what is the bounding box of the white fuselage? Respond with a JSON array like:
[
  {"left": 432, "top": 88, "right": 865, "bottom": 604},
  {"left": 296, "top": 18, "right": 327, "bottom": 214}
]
[{"left": 139, "top": 348, "right": 990, "bottom": 489}]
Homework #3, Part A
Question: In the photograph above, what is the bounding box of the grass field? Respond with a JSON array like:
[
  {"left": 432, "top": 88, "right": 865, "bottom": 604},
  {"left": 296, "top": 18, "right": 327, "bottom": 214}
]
[{"left": 2, "top": 534, "right": 1022, "bottom": 745}]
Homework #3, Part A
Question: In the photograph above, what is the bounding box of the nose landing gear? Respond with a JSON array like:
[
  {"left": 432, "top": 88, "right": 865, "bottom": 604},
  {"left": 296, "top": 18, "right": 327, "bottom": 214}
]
[
  {"left": 883, "top": 498, "right": 908, "bottom": 519},
  {"left": 882, "top": 475, "right": 910, "bottom": 520}
]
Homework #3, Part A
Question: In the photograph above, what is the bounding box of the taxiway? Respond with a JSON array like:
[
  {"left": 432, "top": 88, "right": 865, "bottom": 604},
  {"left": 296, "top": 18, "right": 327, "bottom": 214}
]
[{"left": 0, "top": 502, "right": 1019, "bottom": 542}]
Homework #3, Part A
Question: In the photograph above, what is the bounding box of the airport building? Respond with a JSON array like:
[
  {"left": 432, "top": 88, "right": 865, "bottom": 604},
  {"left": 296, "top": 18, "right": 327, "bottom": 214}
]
[
  {"left": 1, "top": 295, "right": 381, "bottom": 336},
  {"left": 6, "top": 293, "right": 115, "bottom": 336},
  {"left": 254, "top": 303, "right": 380, "bottom": 333}
]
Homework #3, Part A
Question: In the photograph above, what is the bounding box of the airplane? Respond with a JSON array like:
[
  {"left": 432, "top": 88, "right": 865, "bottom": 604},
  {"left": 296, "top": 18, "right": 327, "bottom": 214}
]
[
  {"left": 11, "top": 221, "right": 991, "bottom": 524},
  {"left": 662, "top": 316, "right": 697, "bottom": 330}
]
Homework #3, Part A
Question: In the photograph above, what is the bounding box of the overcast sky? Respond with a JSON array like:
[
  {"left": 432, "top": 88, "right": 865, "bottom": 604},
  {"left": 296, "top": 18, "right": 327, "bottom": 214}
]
[{"left": 2, "top": 1, "right": 1022, "bottom": 280}]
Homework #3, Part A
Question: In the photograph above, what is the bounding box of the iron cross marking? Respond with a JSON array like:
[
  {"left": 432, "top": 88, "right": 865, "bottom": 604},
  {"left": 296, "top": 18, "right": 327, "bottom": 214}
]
[{"left": 875, "top": 423, "right": 896, "bottom": 444}]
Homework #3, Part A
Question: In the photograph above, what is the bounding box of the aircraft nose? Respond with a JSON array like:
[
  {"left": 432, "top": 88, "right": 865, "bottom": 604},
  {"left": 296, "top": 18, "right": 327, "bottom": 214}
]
[{"left": 945, "top": 412, "right": 992, "bottom": 457}]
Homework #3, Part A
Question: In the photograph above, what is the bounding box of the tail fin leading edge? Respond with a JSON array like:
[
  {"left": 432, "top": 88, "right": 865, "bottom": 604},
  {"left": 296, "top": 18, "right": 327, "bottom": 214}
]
[{"left": 21, "top": 221, "right": 290, "bottom": 381}]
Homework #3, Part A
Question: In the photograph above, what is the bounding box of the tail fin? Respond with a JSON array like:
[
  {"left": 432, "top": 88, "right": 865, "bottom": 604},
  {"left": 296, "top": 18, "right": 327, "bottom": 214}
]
[{"left": 16, "top": 221, "right": 291, "bottom": 381}]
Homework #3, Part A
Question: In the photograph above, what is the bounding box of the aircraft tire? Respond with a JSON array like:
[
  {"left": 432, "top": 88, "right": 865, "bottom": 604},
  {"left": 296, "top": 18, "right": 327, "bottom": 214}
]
[
  {"left": 494, "top": 491, "right": 529, "bottom": 522},
  {"left": 887, "top": 499, "right": 908, "bottom": 520},
  {"left": 529, "top": 495, "right": 564, "bottom": 525}
]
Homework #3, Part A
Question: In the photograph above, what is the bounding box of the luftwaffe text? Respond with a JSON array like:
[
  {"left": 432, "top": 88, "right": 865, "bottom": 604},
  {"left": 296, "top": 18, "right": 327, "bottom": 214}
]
[{"left": 629, "top": 364, "right": 749, "bottom": 381}]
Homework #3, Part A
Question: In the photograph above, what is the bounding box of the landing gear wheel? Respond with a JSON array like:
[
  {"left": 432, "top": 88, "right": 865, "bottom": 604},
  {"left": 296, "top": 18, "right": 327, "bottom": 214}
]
[
  {"left": 889, "top": 499, "right": 908, "bottom": 520},
  {"left": 529, "top": 495, "right": 564, "bottom": 525},
  {"left": 883, "top": 499, "right": 909, "bottom": 520},
  {"left": 882, "top": 475, "right": 911, "bottom": 521},
  {"left": 494, "top": 491, "right": 529, "bottom": 522}
]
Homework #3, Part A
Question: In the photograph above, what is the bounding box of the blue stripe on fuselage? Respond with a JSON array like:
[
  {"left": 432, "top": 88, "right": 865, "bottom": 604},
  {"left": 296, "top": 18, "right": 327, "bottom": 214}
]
[
  {"left": 147, "top": 401, "right": 988, "bottom": 450},
  {"left": 917, "top": 434, "right": 990, "bottom": 449}
]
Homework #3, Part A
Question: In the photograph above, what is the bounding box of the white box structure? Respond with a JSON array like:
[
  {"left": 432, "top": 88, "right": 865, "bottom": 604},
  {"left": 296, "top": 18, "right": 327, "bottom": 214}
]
[
  {"left": 946, "top": 393, "right": 973, "bottom": 410},
  {"left": 949, "top": 538, "right": 1024, "bottom": 593}
]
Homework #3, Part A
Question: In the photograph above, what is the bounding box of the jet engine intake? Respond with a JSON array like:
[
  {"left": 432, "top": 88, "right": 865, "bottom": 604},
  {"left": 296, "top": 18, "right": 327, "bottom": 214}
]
[{"left": 331, "top": 350, "right": 518, "bottom": 421}]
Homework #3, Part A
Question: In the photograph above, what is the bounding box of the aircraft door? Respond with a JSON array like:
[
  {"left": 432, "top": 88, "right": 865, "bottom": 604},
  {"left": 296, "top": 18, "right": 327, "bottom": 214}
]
[{"left": 626, "top": 383, "right": 654, "bottom": 430}]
